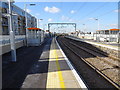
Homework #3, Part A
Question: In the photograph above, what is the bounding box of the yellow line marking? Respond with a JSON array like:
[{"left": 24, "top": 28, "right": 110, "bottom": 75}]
[
  {"left": 46, "top": 38, "right": 66, "bottom": 89},
  {"left": 54, "top": 48, "right": 66, "bottom": 89}
]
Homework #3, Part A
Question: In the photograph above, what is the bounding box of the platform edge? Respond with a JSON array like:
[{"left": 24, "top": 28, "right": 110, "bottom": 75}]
[{"left": 55, "top": 37, "right": 88, "bottom": 89}]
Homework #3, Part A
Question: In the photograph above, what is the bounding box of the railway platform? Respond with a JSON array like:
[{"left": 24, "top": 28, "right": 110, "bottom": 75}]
[
  {"left": 2, "top": 36, "right": 119, "bottom": 89},
  {"left": 66, "top": 36, "right": 120, "bottom": 51},
  {"left": 21, "top": 37, "right": 87, "bottom": 89}
]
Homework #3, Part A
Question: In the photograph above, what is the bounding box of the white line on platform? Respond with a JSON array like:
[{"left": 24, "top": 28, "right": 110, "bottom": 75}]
[
  {"left": 67, "top": 36, "right": 119, "bottom": 51},
  {"left": 85, "top": 41, "right": 119, "bottom": 51},
  {"left": 55, "top": 37, "right": 88, "bottom": 89}
]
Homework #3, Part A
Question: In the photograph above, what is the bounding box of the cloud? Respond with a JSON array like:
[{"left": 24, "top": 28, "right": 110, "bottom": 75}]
[
  {"left": 88, "top": 18, "right": 94, "bottom": 20},
  {"left": 35, "top": 13, "right": 40, "bottom": 16},
  {"left": 48, "top": 18, "right": 53, "bottom": 22},
  {"left": 109, "top": 24, "right": 118, "bottom": 27},
  {"left": 44, "top": 6, "right": 60, "bottom": 13},
  {"left": 88, "top": 18, "right": 98, "bottom": 20},
  {"left": 68, "top": 18, "right": 74, "bottom": 22},
  {"left": 105, "top": 24, "right": 118, "bottom": 29},
  {"left": 26, "top": 9, "right": 31, "bottom": 13},
  {"left": 114, "top": 9, "right": 120, "bottom": 13},
  {"left": 70, "top": 10, "right": 76, "bottom": 14},
  {"left": 61, "top": 15, "right": 74, "bottom": 22},
  {"left": 61, "top": 15, "right": 69, "bottom": 21}
]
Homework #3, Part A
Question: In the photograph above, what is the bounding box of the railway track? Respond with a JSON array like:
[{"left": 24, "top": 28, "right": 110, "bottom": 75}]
[
  {"left": 57, "top": 36, "right": 120, "bottom": 89},
  {"left": 65, "top": 37, "right": 120, "bottom": 61},
  {"left": 69, "top": 41, "right": 120, "bottom": 69}
]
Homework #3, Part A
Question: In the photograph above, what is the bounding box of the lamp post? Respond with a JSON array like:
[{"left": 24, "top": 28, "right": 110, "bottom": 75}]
[
  {"left": 24, "top": 3, "right": 36, "bottom": 46},
  {"left": 95, "top": 18, "right": 99, "bottom": 41},
  {"left": 8, "top": 0, "right": 17, "bottom": 62},
  {"left": 43, "top": 24, "right": 46, "bottom": 31},
  {"left": 95, "top": 18, "right": 99, "bottom": 30},
  {"left": 37, "top": 19, "right": 43, "bottom": 28},
  {"left": 83, "top": 24, "right": 86, "bottom": 37}
]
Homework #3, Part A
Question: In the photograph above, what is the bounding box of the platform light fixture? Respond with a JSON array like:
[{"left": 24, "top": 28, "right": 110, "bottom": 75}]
[
  {"left": 37, "top": 19, "right": 43, "bottom": 29},
  {"left": 89, "top": 18, "right": 100, "bottom": 41},
  {"left": 95, "top": 18, "right": 99, "bottom": 31},
  {"left": 83, "top": 24, "right": 86, "bottom": 34},
  {"left": 94, "top": 18, "right": 99, "bottom": 41},
  {"left": 24, "top": 3, "right": 36, "bottom": 46},
  {"left": 29, "top": 4, "right": 36, "bottom": 6}
]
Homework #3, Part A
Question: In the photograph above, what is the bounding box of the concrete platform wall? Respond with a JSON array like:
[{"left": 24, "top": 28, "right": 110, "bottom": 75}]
[{"left": 0, "top": 40, "right": 25, "bottom": 55}]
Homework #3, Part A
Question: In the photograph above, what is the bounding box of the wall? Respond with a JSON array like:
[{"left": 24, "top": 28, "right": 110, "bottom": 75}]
[
  {"left": 0, "top": 7, "right": 2, "bottom": 35},
  {"left": 0, "top": 40, "right": 25, "bottom": 55}
]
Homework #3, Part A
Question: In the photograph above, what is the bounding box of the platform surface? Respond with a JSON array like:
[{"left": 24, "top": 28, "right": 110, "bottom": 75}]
[
  {"left": 47, "top": 38, "right": 82, "bottom": 88},
  {"left": 66, "top": 36, "right": 120, "bottom": 51},
  {"left": 21, "top": 37, "right": 86, "bottom": 89}
]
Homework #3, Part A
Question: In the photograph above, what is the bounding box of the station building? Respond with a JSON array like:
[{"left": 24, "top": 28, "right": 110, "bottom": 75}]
[
  {"left": 96, "top": 29, "right": 120, "bottom": 42},
  {"left": 0, "top": 2, "right": 37, "bottom": 35}
]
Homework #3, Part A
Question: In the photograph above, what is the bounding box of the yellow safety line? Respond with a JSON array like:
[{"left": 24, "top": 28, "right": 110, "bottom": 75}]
[{"left": 54, "top": 40, "right": 66, "bottom": 89}]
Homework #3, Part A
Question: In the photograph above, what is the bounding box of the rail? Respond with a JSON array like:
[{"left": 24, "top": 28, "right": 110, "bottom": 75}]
[{"left": 60, "top": 37, "right": 120, "bottom": 89}]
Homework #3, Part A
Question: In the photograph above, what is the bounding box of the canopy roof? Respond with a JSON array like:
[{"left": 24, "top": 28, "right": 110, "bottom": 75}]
[
  {"left": 96, "top": 30, "right": 108, "bottom": 31},
  {"left": 27, "top": 28, "right": 41, "bottom": 30},
  {"left": 96, "top": 29, "right": 120, "bottom": 31},
  {"left": 110, "top": 29, "right": 120, "bottom": 31}
]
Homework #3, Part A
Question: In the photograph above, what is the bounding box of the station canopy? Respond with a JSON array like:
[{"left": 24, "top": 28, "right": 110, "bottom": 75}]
[
  {"left": 96, "top": 29, "right": 120, "bottom": 31},
  {"left": 27, "top": 28, "right": 41, "bottom": 30},
  {"left": 110, "top": 29, "right": 120, "bottom": 31}
]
